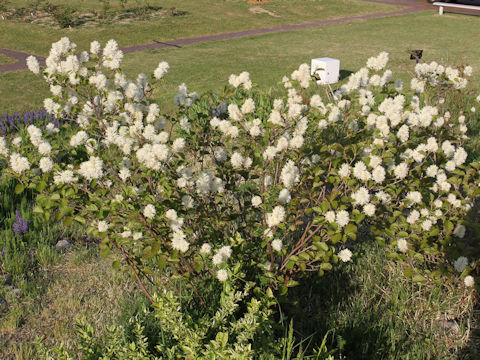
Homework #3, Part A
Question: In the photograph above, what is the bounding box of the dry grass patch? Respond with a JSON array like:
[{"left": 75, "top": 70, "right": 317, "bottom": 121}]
[{"left": 0, "top": 247, "right": 138, "bottom": 359}]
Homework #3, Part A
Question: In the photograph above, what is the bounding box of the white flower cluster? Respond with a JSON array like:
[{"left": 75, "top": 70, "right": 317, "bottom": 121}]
[{"left": 228, "top": 71, "right": 252, "bottom": 90}]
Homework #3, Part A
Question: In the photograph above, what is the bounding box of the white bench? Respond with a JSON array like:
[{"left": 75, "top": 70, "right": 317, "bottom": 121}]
[{"left": 433, "top": 2, "right": 480, "bottom": 15}]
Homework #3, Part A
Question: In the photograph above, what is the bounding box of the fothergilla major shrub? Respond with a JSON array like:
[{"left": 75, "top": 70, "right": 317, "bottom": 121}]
[{"left": 0, "top": 38, "right": 478, "bottom": 302}]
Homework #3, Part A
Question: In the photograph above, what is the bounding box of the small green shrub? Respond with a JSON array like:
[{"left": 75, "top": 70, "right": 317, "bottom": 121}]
[
  {"left": 51, "top": 6, "right": 78, "bottom": 28},
  {"left": 37, "top": 281, "right": 339, "bottom": 359}
]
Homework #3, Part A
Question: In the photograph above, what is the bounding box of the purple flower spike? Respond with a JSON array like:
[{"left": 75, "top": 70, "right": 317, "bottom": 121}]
[
  {"left": 12, "top": 210, "right": 29, "bottom": 236},
  {"left": 0, "top": 247, "right": 5, "bottom": 257}
]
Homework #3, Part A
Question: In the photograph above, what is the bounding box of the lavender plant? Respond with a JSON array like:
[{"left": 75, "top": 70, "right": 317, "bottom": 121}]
[
  {"left": 0, "top": 38, "right": 478, "bottom": 303},
  {"left": 0, "top": 110, "right": 65, "bottom": 136},
  {"left": 12, "top": 209, "right": 29, "bottom": 236}
]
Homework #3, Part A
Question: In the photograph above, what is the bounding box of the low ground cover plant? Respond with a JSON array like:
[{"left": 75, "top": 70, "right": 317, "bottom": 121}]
[{"left": 0, "top": 37, "right": 479, "bottom": 357}]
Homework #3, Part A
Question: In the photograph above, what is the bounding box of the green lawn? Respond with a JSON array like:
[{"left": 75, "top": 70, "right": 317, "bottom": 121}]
[
  {"left": 0, "top": 0, "right": 397, "bottom": 56},
  {"left": 1, "top": 10, "right": 479, "bottom": 114}
]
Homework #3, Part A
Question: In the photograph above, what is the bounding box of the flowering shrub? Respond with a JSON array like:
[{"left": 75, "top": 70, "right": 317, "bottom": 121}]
[{"left": 0, "top": 38, "right": 478, "bottom": 300}]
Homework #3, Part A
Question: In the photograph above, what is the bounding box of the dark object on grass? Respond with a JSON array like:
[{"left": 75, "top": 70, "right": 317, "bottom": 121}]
[
  {"left": 12, "top": 209, "right": 29, "bottom": 236},
  {"left": 410, "top": 50, "right": 423, "bottom": 64}
]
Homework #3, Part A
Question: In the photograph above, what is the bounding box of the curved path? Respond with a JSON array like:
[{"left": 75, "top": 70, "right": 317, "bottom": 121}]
[{"left": 0, "top": 0, "right": 434, "bottom": 73}]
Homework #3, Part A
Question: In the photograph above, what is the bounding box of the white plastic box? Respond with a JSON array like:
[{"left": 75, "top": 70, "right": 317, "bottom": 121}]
[{"left": 311, "top": 57, "right": 340, "bottom": 85}]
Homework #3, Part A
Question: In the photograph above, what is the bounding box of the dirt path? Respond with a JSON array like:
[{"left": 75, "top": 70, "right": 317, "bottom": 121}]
[{"left": 0, "top": 0, "right": 434, "bottom": 73}]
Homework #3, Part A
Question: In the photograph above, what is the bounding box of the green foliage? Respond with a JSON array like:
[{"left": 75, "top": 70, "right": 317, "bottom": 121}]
[{"left": 38, "top": 280, "right": 338, "bottom": 359}]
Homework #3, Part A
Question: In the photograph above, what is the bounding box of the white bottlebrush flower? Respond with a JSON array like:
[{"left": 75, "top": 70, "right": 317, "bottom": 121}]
[
  {"left": 272, "top": 239, "right": 283, "bottom": 252},
  {"left": 70, "top": 131, "right": 88, "bottom": 147},
  {"left": 241, "top": 98, "right": 255, "bottom": 114},
  {"left": 200, "top": 243, "right": 212, "bottom": 254},
  {"left": 171, "top": 231, "right": 189, "bottom": 252},
  {"left": 280, "top": 160, "right": 300, "bottom": 189},
  {"left": 352, "top": 187, "right": 370, "bottom": 206},
  {"left": 363, "top": 203, "right": 376, "bottom": 216},
  {"left": 78, "top": 156, "right": 104, "bottom": 181},
  {"left": 228, "top": 104, "right": 243, "bottom": 121},
  {"left": 278, "top": 189, "right": 291, "bottom": 204},
  {"left": 372, "top": 166, "right": 385, "bottom": 183},
  {"left": 426, "top": 165, "right": 438, "bottom": 177},
  {"left": 453, "top": 147, "right": 467, "bottom": 166},
  {"left": 214, "top": 147, "right": 227, "bottom": 162},
  {"left": 406, "top": 191, "right": 422, "bottom": 204},
  {"left": 39, "top": 157, "right": 53, "bottom": 173},
  {"left": 338, "top": 163, "right": 351, "bottom": 178},
  {"left": 338, "top": 248, "right": 352, "bottom": 262},
  {"left": 453, "top": 224, "right": 466, "bottom": 238},
  {"left": 0, "top": 137, "right": 9, "bottom": 157},
  {"left": 266, "top": 206, "right": 285, "bottom": 228},
  {"left": 325, "top": 210, "right": 336, "bottom": 223},
  {"left": 353, "top": 161, "right": 371, "bottom": 182},
  {"left": 26, "top": 55, "right": 40, "bottom": 74},
  {"left": 172, "top": 138, "right": 186, "bottom": 152},
  {"left": 406, "top": 210, "right": 420, "bottom": 224},
  {"left": 397, "top": 239, "right": 408, "bottom": 253},
  {"left": 9, "top": 153, "right": 30, "bottom": 173},
  {"left": 216, "top": 269, "right": 228, "bottom": 282},
  {"left": 97, "top": 220, "right": 109, "bottom": 232},
  {"left": 230, "top": 152, "right": 244, "bottom": 168},
  {"left": 38, "top": 141, "right": 52, "bottom": 155},
  {"left": 90, "top": 40, "right": 101, "bottom": 54},
  {"left": 252, "top": 195, "right": 262, "bottom": 208},
  {"left": 454, "top": 256, "right": 468, "bottom": 272},
  {"left": 143, "top": 204, "right": 156, "bottom": 219},
  {"left": 53, "top": 170, "right": 77, "bottom": 185},
  {"left": 181, "top": 195, "right": 195, "bottom": 209},
  {"left": 336, "top": 210, "right": 349, "bottom": 228},
  {"left": 154, "top": 61, "right": 169, "bottom": 79},
  {"left": 421, "top": 219, "right": 432, "bottom": 231},
  {"left": 464, "top": 275, "right": 475, "bottom": 287},
  {"left": 118, "top": 168, "right": 130, "bottom": 182},
  {"left": 394, "top": 163, "right": 408, "bottom": 180},
  {"left": 445, "top": 160, "right": 456, "bottom": 172},
  {"left": 263, "top": 146, "right": 277, "bottom": 161}
]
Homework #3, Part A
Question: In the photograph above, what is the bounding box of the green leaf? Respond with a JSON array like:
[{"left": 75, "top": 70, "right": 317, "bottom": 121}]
[
  {"left": 403, "top": 267, "right": 414, "bottom": 277},
  {"left": 63, "top": 216, "right": 73, "bottom": 226},
  {"left": 412, "top": 274, "right": 427, "bottom": 283},
  {"left": 74, "top": 216, "right": 86, "bottom": 225},
  {"left": 320, "top": 262, "right": 332, "bottom": 271},
  {"left": 286, "top": 280, "right": 299, "bottom": 287},
  {"left": 15, "top": 184, "right": 24, "bottom": 194},
  {"left": 36, "top": 181, "right": 47, "bottom": 192},
  {"left": 112, "top": 260, "right": 121, "bottom": 269},
  {"left": 33, "top": 205, "right": 43, "bottom": 214}
]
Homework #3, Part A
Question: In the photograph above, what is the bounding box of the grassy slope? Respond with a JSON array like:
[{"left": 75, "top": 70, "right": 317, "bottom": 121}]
[
  {"left": 2, "top": 11, "right": 480, "bottom": 113},
  {"left": 0, "top": 0, "right": 396, "bottom": 55}
]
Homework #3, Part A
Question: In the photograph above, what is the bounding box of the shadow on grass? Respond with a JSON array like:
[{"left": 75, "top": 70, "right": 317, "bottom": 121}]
[
  {"left": 279, "top": 236, "right": 476, "bottom": 359},
  {"left": 339, "top": 69, "right": 354, "bottom": 81}
]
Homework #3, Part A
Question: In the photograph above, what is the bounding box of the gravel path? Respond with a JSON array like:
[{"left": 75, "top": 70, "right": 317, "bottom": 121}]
[{"left": 0, "top": 0, "right": 434, "bottom": 73}]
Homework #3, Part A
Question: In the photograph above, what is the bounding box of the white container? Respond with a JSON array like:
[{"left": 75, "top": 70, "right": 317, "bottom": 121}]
[{"left": 311, "top": 57, "right": 340, "bottom": 85}]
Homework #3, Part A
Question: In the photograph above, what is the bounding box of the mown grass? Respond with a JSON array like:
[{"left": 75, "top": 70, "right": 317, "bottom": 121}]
[
  {"left": 0, "top": 0, "right": 397, "bottom": 55},
  {"left": 1, "top": 10, "right": 479, "bottom": 114}
]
